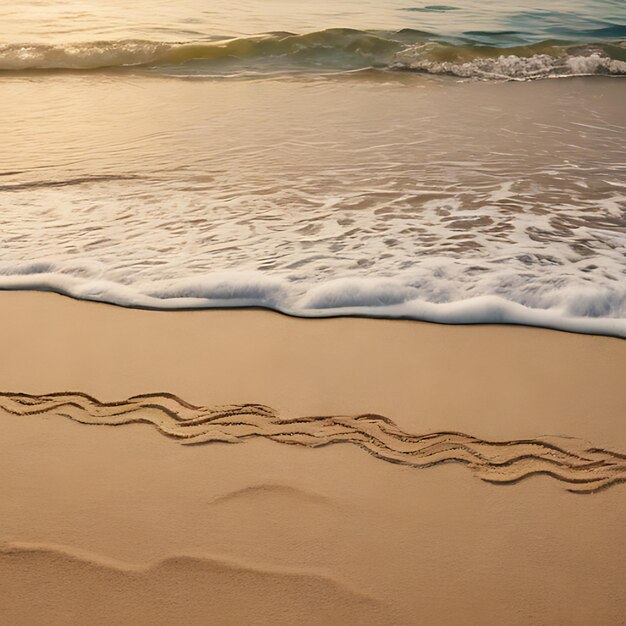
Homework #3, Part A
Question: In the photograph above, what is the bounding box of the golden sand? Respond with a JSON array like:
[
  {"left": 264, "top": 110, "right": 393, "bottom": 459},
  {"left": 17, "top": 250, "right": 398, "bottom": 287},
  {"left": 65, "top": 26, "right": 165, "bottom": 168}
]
[{"left": 0, "top": 291, "right": 624, "bottom": 624}]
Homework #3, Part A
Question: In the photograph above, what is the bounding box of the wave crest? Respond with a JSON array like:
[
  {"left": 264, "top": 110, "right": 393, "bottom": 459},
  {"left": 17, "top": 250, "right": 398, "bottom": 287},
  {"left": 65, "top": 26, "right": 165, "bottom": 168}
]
[
  {"left": 394, "top": 44, "right": 626, "bottom": 79},
  {"left": 1, "top": 31, "right": 625, "bottom": 80}
]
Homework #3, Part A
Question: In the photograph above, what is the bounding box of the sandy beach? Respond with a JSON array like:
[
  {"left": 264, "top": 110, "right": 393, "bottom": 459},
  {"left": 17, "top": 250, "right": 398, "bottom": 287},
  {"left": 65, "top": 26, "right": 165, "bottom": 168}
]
[
  {"left": 0, "top": 291, "right": 624, "bottom": 624},
  {"left": 2, "top": 0, "right": 625, "bottom": 622}
]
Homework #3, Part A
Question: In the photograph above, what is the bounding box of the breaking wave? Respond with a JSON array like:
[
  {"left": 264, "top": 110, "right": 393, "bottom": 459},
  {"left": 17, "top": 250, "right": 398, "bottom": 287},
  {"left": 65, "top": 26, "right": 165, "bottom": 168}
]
[
  {"left": 1, "top": 29, "right": 625, "bottom": 80},
  {"left": 2, "top": 391, "right": 624, "bottom": 493},
  {"left": 394, "top": 45, "right": 626, "bottom": 80}
]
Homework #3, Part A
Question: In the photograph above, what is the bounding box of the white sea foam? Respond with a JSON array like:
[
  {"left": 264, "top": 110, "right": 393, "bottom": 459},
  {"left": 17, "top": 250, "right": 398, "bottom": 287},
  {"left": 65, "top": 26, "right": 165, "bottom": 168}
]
[
  {"left": 1, "top": 174, "right": 624, "bottom": 336},
  {"left": 396, "top": 51, "right": 626, "bottom": 80},
  {"left": 0, "top": 264, "right": 624, "bottom": 337}
]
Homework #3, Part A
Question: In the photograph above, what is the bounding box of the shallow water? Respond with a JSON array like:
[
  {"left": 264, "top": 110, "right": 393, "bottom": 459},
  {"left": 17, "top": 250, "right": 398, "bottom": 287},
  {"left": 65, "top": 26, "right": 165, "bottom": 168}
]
[
  {"left": 0, "top": 2, "right": 625, "bottom": 334},
  {"left": 2, "top": 0, "right": 625, "bottom": 42}
]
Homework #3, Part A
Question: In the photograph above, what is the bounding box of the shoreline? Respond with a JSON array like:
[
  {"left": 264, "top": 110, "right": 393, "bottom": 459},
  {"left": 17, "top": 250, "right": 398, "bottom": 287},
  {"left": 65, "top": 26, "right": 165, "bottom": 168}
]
[{"left": 0, "top": 283, "right": 624, "bottom": 339}]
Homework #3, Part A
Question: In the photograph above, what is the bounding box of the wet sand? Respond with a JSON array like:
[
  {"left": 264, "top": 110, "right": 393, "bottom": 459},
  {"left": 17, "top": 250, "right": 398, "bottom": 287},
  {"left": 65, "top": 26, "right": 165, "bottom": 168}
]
[{"left": 0, "top": 291, "right": 625, "bottom": 624}]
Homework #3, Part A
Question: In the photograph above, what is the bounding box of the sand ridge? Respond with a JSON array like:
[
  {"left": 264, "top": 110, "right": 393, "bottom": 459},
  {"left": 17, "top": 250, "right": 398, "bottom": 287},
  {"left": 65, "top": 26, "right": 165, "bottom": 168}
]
[{"left": 0, "top": 542, "right": 386, "bottom": 626}]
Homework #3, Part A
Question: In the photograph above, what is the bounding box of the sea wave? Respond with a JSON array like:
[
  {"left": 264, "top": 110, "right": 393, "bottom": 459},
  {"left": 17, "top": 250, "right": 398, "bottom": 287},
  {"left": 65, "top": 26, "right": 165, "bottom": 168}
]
[
  {"left": 0, "top": 270, "right": 624, "bottom": 337},
  {"left": 1, "top": 29, "right": 625, "bottom": 80}
]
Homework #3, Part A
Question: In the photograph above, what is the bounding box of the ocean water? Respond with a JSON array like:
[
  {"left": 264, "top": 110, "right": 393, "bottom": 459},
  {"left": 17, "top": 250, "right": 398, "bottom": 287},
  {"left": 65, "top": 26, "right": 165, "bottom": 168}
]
[{"left": 0, "top": 1, "right": 625, "bottom": 335}]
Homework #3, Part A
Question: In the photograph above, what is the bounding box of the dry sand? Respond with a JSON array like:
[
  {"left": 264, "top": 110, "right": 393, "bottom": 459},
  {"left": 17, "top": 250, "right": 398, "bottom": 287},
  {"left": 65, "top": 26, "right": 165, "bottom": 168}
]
[{"left": 0, "top": 291, "right": 624, "bottom": 624}]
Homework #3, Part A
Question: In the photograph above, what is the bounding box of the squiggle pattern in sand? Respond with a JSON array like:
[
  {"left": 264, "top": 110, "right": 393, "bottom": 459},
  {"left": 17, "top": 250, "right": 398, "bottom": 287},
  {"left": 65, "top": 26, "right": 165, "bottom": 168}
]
[{"left": 1, "top": 391, "right": 624, "bottom": 493}]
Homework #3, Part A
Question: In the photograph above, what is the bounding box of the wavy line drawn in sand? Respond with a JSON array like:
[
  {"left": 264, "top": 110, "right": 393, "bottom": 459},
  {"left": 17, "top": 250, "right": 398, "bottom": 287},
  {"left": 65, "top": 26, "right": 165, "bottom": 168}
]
[{"left": 1, "top": 391, "right": 624, "bottom": 494}]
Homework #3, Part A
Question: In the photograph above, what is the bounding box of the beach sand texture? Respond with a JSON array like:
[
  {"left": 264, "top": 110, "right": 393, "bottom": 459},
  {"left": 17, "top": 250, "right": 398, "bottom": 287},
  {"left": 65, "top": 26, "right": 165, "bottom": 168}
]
[
  {"left": 2, "top": 1, "right": 625, "bottom": 622},
  {"left": 0, "top": 291, "right": 624, "bottom": 624}
]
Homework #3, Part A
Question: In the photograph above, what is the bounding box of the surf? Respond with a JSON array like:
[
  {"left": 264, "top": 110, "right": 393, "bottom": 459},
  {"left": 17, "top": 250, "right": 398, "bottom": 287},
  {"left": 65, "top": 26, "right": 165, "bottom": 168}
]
[{"left": 1, "top": 29, "right": 624, "bottom": 80}]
